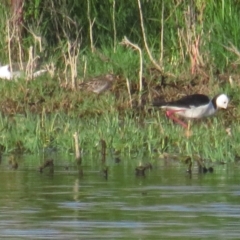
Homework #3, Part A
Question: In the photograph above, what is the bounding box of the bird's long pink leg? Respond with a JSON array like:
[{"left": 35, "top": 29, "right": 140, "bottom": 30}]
[{"left": 166, "top": 110, "right": 188, "bottom": 128}]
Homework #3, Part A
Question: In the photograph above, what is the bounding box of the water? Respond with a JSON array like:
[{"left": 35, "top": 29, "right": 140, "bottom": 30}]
[{"left": 0, "top": 155, "right": 240, "bottom": 239}]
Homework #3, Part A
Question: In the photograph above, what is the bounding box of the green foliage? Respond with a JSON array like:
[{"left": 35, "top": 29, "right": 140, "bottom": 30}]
[
  {"left": 0, "top": 0, "right": 239, "bottom": 164},
  {"left": 0, "top": 0, "right": 240, "bottom": 70},
  {"left": 0, "top": 102, "right": 237, "bottom": 163}
]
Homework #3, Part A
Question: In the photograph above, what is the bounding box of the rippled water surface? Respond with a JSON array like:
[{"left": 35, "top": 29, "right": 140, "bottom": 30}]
[{"left": 0, "top": 155, "right": 240, "bottom": 239}]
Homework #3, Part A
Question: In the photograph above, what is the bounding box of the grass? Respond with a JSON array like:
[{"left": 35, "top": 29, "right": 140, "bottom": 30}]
[
  {"left": 0, "top": 85, "right": 238, "bottom": 164},
  {"left": 0, "top": 43, "right": 238, "bottom": 165},
  {"left": 0, "top": 1, "right": 240, "bottom": 166}
]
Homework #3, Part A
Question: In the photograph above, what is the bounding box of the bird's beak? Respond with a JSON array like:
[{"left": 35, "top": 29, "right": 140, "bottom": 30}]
[{"left": 218, "top": 106, "right": 227, "bottom": 110}]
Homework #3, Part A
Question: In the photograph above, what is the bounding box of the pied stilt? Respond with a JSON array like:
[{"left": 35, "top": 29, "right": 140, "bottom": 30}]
[{"left": 153, "top": 93, "right": 229, "bottom": 128}]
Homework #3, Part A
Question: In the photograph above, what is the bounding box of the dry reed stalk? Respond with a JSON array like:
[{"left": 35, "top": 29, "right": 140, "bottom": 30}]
[
  {"left": 137, "top": 0, "right": 162, "bottom": 73},
  {"left": 120, "top": 36, "right": 143, "bottom": 106},
  {"left": 9, "top": 0, "right": 24, "bottom": 71},
  {"left": 26, "top": 46, "right": 41, "bottom": 80},
  {"left": 7, "top": 20, "right": 46, "bottom": 80},
  {"left": 6, "top": 19, "right": 15, "bottom": 73},
  {"left": 190, "top": 34, "right": 201, "bottom": 74},
  {"left": 83, "top": 56, "right": 87, "bottom": 79},
  {"left": 62, "top": 54, "right": 70, "bottom": 86},
  {"left": 73, "top": 132, "right": 81, "bottom": 164},
  {"left": 228, "top": 75, "right": 234, "bottom": 88},
  {"left": 46, "top": 62, "right": 55, "bottom": 78},
  {"left": 160, "top": 0, "right": 164, "bottom": 65},
  {"left": 87, "top": 0, "right": 96, "bottom": 53},
  {"left": 223, "top": 41, "right": 240, "bottom": 59},
  {"left": 25, "top": 26, "right": 44, "bottom": 78},
  {"left": 41, "top": 107, "right": 46, "bottom": 129},
  {"left": 126, "top": 77, "right": 132, "bottom": 108},
  {"left": 180, "top": 3, "right": 205, "bottom": 75},
  {"left": 26, "top": 46, "right": 34, "bottom": 80},
  {"left": 17, "top": 32, "right": 24, "bottom": 70},
  {"left": 62, "top": 32, "right": 80, "bottom": 89},
  {"left": 68, "top": 41, "right": 80, "bottom": 89},
  {"left": 112, "top": 0, "right": 117, "bottom": 53},
  {"left": 7, "top": 13, "right": 43, "bottom": 80},
  {"left": 137, "top": 0, "right": 175, "bottom": 77},
  {"left": 177, "top": 28, "right": 185, "bottom": 61},
  {"left": 7, "top": 19, "right": 23, "bottom": 72},
  {"left": 26, "top": 26, "right": 43, "bottom": 53}
]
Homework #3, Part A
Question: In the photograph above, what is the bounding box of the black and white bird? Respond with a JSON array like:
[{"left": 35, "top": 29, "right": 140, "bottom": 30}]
[{"left": 153, "top": 93, "right": 229, "bottom": 128}]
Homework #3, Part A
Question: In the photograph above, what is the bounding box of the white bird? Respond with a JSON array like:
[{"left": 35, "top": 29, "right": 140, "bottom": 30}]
[
  {"left": 0, "top": 65, "right": 11, "bottom": 80},
  {"left": 153, "top": 93, "right": 229, "bottom": 128},
  {"left": 0, "top": 63, "right": 47, "bottom": 80}
]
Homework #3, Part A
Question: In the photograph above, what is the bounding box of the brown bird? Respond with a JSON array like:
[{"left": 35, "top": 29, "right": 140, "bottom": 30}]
[{"left": 78, "top": 74, "right": 116, "bottom": 94}]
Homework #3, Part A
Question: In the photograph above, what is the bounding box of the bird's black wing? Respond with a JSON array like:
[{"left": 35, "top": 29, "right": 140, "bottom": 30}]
[{"left": 165, "top": 94, "right": 210, "bottom": 108}]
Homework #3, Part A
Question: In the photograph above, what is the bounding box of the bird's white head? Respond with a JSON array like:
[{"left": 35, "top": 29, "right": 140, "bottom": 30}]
[{"left": 216, "top": 94, "right": 229, "bottom": 109}]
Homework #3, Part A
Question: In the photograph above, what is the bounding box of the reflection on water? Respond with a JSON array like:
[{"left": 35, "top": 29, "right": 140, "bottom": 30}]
[{"left": 0, "top": 155, "right": 240, "bottom": 239}]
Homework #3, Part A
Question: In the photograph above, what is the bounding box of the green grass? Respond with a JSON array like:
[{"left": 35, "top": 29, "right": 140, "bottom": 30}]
[
  {"left": 0, "top": 93, "right": 238, "bottom": 164},
  {"left": 0, "top": 46, "right": 238, "bottom": 164},
  {"left": 0, "top": 1, "right": 240, "bottom": 165}
]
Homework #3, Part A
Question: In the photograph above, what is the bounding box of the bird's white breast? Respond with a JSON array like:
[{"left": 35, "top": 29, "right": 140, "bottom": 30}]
[{"left": 176, "top": 102, "right": 216, "bottom": 118}]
